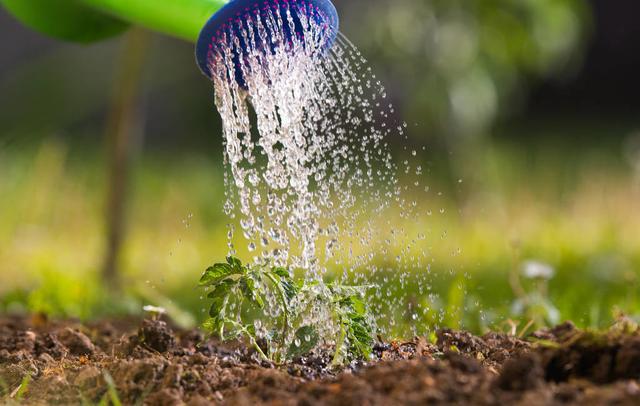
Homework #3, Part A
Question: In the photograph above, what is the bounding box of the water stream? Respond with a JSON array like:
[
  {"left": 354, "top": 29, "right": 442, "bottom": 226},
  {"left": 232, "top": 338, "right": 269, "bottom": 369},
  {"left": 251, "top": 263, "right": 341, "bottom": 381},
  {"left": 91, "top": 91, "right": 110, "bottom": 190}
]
[{"left": 207, "top": 3, "right": 440, "bottom": 338}]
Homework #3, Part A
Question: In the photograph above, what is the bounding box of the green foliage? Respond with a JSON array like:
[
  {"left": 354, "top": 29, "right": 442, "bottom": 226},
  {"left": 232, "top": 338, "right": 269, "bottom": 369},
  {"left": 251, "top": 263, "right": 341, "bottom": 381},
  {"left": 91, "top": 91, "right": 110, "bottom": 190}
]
[
  {"left": 342, "top": 0, "right": 591, "bottom": 137},
  {"left": 199, "top": 256, "right": 303, "bottom": 362},
  {"left": 1, "top": 0, "right": 128, "bottom": 43},
  {"left": 199, "top": 257, "right": 374, "bottom": 364},
  {"left": 26, "top": 269, "right": 106, "bottom": 320},
  {"left": 287, "top": 325, "right": 319, "bottom": 359},
  {"left": 329, "top": 285, "right": 375, "bottom": 363}
]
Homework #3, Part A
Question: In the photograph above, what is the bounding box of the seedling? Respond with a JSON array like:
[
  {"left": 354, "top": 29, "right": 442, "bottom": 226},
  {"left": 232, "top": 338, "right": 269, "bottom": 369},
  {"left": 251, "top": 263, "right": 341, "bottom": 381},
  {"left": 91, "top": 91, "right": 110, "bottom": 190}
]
[
  {"left": 327, "top": 284, "right": 375, "bottom": 364},
  {"left": 142, "top": 305, "right": 167, "bottom": 321},
  {"left": 199, "top": 257, "right": 374, "bottom": 365},
  {"left": 510, "top": 259, "right": 560, "bottom": 328}
]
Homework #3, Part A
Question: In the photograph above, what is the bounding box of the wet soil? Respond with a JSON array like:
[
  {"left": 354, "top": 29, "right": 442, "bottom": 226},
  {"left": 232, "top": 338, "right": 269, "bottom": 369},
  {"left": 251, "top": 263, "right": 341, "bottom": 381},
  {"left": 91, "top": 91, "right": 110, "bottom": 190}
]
[{"left": 1, "top": 315, "right": 640, "bottom": 405}]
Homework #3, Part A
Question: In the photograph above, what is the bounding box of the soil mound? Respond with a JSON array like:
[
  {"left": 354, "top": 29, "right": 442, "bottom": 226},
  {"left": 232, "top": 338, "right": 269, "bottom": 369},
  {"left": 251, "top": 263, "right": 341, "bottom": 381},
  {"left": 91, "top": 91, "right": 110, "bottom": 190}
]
[{"left": 1, "top": 316, "right": 639, "bottom": 405}]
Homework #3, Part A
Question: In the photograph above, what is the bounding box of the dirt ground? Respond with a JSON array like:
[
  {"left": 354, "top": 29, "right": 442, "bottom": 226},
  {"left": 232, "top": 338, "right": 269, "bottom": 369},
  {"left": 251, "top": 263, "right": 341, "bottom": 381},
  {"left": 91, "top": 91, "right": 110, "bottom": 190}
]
[{"left": 1, "top": 315, "right": 640, "bottom": 405}]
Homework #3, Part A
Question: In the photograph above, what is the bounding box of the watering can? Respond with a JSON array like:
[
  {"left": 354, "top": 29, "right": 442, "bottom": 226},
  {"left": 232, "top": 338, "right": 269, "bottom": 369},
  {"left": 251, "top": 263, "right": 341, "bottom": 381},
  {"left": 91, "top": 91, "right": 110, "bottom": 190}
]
[{"left": 1, "top": 0, "right": 339, "bottom": 77}]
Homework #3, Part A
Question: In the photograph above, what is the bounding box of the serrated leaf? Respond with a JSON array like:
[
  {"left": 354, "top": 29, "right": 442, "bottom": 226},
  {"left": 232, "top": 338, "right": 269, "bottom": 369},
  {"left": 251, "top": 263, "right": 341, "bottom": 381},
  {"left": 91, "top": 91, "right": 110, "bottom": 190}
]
[
  {"left": 337, "top": 294, "right": 367, "bottom": 316},
  {"left": 287, "top": 325, "right": 319, "bottom": 358},
  {"left": 350, "top": 317, "right": 372, "bottom": 342},
  {"left": 199, "top": 263, "right": 236, "bottom": 286},
  {"left": 226, "top": 256, "right": 244, "bottom": 272},
  {"left": 346, "top": 314, "right": 373, "bottom": 359},
  {"left": 334, "top": 290, "right": 374, "bottom": 361},
  {"left": 240, "top": 275, "right": 264, "bottom": 308},
  {"left": 350, "top": 297, "right": 367, "bottom": 315},
  {"left": 338, "top": 296, "right": 356, "bottom": 310}
]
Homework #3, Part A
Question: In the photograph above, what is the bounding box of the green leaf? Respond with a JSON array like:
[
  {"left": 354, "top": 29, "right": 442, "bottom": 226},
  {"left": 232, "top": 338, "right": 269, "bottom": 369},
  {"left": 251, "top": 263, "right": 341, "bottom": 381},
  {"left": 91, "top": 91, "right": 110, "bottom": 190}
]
[
  {"left": 281, "top": 279, "right": 299, "bottom": 302},
  {"left": 338, "top": 296, "right": 355, "bottom": 310},
  {"left": 208, "top": 296, "right": 225, "bottom": 318},
  {"left": 271, "top": 267, "right": 290, "bottom": 278},
  {"left": 199, "top": 263, "right": 236, "bottom": 286},
  {"left": 245, "top": 324, "right": 256, "bottom": 336},
  {"left": 202, "top": 317, "right": 222, "bottom": 332},
  {"left": 206, "top": 278, "right": 235, "bottom": 299},
  {"left": 332, "top": 289, "right": 374, "bottom": 361},
  {"left": 240, "top": 275, "right": 264, "bottom": 308},
  {"left": 271, "top": 267, "right": 299, "bottom": 302},
  {"left": 226, "top": 256, "right": 244, "bottom": 272},
  {"left": 350, "top": 316, "right": 372, "bottom": 342},
  {"left": 287, "top": 325, "right": 319, "bottom": 358},
  {"left": 346, "top": 314, "right": 374, "bottom": 359},
  {"left": 1, "top": 0, "right": 128, "bottom": 43},
  {"left": 350, "top": 296, "right": 367, "bottom": 315},
  {"left": 202, "top": 316, "right": 227, "bottom": 340},
  {"left": 207, "top": 279, "right": 234, "bottom": 318}
]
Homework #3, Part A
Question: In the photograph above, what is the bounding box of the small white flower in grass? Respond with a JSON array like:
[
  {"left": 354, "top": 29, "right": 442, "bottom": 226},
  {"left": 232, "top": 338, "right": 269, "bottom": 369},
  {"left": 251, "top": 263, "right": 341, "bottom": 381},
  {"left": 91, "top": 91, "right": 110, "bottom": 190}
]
[
  {"left": 143, "top": 305, "right": 167, "bottom": 319},
  {"left": 521, "top": 260, "right": 555, "bottom": 280}
]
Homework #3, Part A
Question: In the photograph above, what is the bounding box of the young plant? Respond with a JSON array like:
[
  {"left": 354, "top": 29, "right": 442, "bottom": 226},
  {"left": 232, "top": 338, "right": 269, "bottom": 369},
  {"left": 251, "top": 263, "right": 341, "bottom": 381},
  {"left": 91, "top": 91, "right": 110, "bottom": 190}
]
[
  {"left": 199, "top": 256, "right": 298, "bottom": 362},
  {"left": 327, "top": 284, "right": 375, "bottom": 364},
  {"left": 510, "top": 260, "right": 560, "bottom": 328},
  {"left": 199, "top": 257, "right": 374, "bottom": 365}
]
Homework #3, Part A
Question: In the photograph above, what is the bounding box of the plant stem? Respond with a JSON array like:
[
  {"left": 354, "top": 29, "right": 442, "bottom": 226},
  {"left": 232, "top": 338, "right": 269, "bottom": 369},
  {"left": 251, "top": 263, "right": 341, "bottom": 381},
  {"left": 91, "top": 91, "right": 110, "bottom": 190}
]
[
  {"left": 248, "top": 336, "right": 270, "bottom": 363},
  {"left": 217, "top": 295, "right": 232, "bottom": 341},
  {"left": 331, "top": 323, "right": 347, "bottom": 366},
  {"left": 227, "top": 319, "right": 270, "bottom": 362},
  {"left": 265, "top": 273, "right": 290, "bottom": 352}
]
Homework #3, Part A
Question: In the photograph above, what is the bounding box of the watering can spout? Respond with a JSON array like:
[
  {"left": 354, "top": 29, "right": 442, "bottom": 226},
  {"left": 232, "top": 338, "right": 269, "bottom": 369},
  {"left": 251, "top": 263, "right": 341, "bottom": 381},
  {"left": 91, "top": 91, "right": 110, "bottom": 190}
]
[{"left": 195, "top": 0, "right": 339, "bottom": 82}]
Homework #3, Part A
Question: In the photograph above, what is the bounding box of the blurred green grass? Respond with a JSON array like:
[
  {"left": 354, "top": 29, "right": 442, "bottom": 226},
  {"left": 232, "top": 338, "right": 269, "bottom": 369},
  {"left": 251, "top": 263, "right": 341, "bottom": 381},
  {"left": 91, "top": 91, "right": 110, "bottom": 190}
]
[{"left": 1, "top": 136, "right": 639, "bottom": 337}]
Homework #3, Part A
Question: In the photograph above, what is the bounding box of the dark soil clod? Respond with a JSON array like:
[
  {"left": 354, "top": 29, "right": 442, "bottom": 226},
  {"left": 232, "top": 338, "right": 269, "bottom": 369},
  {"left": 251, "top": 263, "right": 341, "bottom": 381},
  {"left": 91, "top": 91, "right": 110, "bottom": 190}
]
[
  {"left": 496, "top": 353, "right": 544, "bottom": 391},
  {"left": 57, "top": 327, "right": 95, "bottom": 356},
  {"left": 138, "top": 319, "right": 176, "bottom": 353}
]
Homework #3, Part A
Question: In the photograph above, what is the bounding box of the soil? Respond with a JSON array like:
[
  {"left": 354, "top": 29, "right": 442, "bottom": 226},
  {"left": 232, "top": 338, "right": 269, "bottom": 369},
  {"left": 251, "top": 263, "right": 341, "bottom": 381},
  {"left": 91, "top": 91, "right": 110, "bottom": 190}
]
[{"left": 1, "top": 315, "right": 640, "bottom": 405}]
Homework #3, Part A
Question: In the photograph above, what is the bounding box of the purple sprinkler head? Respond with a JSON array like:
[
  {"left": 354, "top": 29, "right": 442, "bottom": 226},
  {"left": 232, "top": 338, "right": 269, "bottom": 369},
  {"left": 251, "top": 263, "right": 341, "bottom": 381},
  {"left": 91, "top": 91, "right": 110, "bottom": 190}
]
[{"left": 195, "top": 0, "right": 339, "bottom": 88}]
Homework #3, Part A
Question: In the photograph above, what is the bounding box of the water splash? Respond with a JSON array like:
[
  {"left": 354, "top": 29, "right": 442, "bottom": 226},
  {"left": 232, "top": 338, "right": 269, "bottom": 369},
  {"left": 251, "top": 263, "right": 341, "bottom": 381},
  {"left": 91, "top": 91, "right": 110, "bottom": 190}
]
[{"left": 207, "top": 3, "right": 445, "bottom": 337}]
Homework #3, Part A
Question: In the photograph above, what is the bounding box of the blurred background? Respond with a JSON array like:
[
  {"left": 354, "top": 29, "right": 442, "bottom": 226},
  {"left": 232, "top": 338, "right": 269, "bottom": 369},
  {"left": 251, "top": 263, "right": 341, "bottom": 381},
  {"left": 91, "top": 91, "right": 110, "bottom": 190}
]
[{"left": 1, "top": 0, "right": 639, "bottom": 334}]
